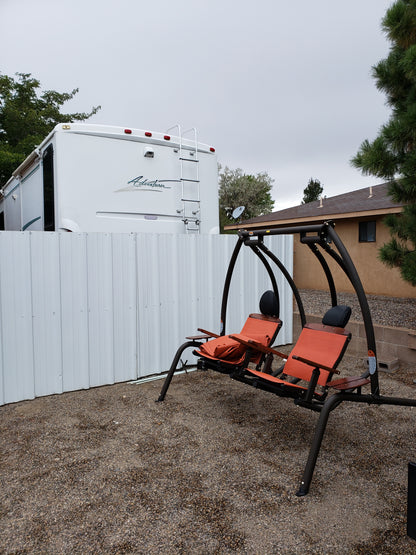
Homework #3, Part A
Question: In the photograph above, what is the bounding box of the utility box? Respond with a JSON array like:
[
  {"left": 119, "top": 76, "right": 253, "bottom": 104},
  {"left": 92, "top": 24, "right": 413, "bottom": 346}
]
[{"left": 408, "top": 461, "right": 416, "bottom": 540}]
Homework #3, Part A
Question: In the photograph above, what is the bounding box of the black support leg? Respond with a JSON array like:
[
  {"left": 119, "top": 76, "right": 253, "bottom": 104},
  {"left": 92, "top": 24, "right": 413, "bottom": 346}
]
[
  {"left": 296, "top": 393, "right": 343, "bottom": 496},
  {"left": 156, "top": 340, "right": 202, "bottom": 402}
]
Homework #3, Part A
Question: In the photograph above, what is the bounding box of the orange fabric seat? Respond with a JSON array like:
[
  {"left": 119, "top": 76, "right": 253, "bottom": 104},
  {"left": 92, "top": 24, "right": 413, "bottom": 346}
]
[
  {"left": 245, "top": 324, "right": 351, "bottom": 392},
  {"left": 246, "top": 368, "right": 309, "bottom": 390}
]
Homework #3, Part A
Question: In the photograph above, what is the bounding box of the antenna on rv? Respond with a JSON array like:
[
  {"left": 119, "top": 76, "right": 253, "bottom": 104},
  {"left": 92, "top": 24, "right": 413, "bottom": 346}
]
[{"left": 232, "top": 206, "right": 245, "bottom": 221}]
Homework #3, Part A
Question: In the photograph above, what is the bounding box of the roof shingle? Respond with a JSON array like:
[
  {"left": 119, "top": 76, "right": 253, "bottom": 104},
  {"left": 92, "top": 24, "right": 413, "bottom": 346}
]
[{"left": 238, "top": 183, "right": 403, "bottom": 227}]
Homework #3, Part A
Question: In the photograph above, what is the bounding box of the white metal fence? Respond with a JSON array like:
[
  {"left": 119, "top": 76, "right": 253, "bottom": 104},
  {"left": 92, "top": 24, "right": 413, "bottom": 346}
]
[{"left": 0, "top": 232, "right": 293, "bottom": 405}]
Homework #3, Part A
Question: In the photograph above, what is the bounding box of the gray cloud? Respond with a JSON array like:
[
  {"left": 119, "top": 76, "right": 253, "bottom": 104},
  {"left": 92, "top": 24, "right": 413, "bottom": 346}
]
[{"left": 0, "top": 0, "right": 392, "bottom": 209}]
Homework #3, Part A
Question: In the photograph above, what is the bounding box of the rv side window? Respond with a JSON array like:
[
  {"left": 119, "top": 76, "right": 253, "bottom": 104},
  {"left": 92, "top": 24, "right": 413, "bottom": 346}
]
[
  {"left": 0, "top": 212, "right": 4, "bottom": 230},
  {"left": 43, "top": 144, "right": 55, "bottom": 231}
]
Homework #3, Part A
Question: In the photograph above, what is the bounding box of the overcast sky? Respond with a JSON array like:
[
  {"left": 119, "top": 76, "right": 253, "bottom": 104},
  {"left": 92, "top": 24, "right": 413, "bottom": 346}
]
[{"left": 1, "top": 0, "right": 394, "bottom": 210}]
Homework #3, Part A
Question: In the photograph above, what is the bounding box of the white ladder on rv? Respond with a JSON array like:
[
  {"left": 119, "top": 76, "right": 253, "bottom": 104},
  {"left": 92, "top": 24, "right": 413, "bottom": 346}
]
[{"left": 167, "top": 125, "right": 200, "bottom": 233}]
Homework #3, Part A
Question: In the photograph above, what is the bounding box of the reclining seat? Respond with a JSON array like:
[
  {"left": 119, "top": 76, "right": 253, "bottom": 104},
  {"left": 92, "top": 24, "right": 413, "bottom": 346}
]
[
  {"left": 195, "top": 290, "right": 282, "bottom": 374},
  {"left": 240, "top": 305, "right": 352, "bottom": 403}
]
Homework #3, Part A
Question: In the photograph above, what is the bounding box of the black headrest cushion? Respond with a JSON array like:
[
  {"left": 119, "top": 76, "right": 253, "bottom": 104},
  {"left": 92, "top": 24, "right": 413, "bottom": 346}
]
[
  {"left": 259, "top": 290, "right": 279, "bottom": 318},
  {"left": 322, "top": 305, "right": 351, "bottom": 328}
]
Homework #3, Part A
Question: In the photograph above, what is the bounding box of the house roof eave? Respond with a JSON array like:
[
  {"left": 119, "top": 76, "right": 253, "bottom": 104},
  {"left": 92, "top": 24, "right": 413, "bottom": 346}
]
[{"left": 224, "top": 206, "right": 403, "bottom": 231}]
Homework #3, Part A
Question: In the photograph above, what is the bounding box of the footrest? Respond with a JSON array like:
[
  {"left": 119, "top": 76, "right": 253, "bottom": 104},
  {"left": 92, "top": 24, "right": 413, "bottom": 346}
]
[{"left": 327, "top": 376, "right": 370, "bottom": 390}]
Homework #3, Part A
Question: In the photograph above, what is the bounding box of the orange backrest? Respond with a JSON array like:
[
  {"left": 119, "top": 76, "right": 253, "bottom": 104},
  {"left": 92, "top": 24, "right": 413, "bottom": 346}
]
[
  {"left": 284, "top": 325, "right": 350, "bottom": 386},
  {"left": 240, "top": 314, "right": 281, "bottom": 343}
]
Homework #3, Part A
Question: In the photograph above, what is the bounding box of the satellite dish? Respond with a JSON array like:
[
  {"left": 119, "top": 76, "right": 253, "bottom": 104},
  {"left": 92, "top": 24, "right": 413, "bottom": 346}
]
[{"left": 232, "top": 206, "right": 245, "bottom": 220}]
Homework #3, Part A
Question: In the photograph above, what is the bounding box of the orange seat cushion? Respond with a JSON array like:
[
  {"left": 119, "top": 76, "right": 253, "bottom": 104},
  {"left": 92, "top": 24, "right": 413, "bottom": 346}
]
[
  {"left": 197, "top": 332, "right": 270, "bottom": 364},
  {"left": 283, "top": 327, "right": 349, "bottom": 386},
  {"left": 196, "top": 314, "right": 281, "bottom": 365}
]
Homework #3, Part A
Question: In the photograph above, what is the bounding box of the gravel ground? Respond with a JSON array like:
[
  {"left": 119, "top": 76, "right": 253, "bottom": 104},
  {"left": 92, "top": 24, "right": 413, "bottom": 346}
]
[
  {"left": 297, "top": 289, "right": 416, "bottom": 330},
  {"left": 1, "top": 359, "right": 416, "bottom": 553},
  {"left": 1, "top": 292, "right": 416, "bottom": 553}
]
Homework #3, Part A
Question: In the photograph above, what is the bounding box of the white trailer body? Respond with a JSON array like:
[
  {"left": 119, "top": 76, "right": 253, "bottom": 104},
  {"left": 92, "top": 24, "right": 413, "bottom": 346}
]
[{"left": 0, "top": 123, "right": 219, "bottom": 234}]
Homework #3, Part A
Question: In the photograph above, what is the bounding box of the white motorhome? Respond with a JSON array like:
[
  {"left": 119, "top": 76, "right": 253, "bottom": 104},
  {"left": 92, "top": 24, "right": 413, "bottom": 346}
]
[{"left": 0, "top": 123, "right": 219, "bottom": 234}]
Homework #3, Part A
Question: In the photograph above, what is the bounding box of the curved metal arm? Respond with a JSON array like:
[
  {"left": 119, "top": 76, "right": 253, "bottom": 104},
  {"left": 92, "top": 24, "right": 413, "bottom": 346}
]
[
  {"left": 326, "top": 225, "right": 379, "bottom": 395},
  {"left": 256, "top": 240, "right": 306, "bottom": 328},
  {"left": 249, "top": 244, "right": 280, "bottom": 318},
  {"left": 304, "top": 241, "right": 337, "bottom": 307},
  {"left": 220, "top": 236, "right": 244, "bottom": 335}
]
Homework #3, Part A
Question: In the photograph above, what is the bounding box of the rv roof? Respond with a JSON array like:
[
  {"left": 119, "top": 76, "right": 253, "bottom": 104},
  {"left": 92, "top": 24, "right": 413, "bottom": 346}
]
[
  {"left": 55, "top": 123, "right": 215, "bottom": 153},
  {"left": 3, "top": 123, "right": 216, "bottom": 188}
]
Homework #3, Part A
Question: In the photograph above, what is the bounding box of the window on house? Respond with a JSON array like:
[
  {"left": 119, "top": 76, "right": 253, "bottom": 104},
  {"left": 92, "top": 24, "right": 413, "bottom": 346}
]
[{"left": 359, "top": 220, "right": 376, "bottom": 242}]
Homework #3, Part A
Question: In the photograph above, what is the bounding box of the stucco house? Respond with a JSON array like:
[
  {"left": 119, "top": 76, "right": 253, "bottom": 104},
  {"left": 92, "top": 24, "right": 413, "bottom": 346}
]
[{"left": 226, "top": 183, "right": 415, "bottom": 298}]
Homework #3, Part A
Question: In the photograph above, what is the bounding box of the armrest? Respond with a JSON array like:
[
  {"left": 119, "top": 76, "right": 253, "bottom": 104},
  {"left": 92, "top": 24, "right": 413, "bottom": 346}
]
[
  {"left": 186, "top": 334, "right": 211, "bottom": 341},
  {"left": 292, "top": 354, "right": 340, "bottom": 374},
  {"left": 229, "top": 335, "right": 288, "bottom": 360},
  {"left": 197, "top": 328, "right": 220, "bottom": 339}
]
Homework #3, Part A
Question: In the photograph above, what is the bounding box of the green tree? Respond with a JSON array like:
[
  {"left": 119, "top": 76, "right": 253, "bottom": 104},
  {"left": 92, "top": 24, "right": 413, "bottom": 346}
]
[
  {"left": 351, "top": 0, "right": 416, "bottom": 285},
  {"left": 0, "top": 72, "right": 101, "bottom": 186},
  {"left": 218, "top": 165, "right": 274, "bottom": 232},
  {"left": 302, "top": 178, "right": 323, "bottom": 204}
]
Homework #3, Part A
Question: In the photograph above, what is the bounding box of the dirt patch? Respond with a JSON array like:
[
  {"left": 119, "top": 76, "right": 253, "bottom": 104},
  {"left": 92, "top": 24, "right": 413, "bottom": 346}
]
[{"left": 1, "top": 358, "right": 416, "bottom": 553}]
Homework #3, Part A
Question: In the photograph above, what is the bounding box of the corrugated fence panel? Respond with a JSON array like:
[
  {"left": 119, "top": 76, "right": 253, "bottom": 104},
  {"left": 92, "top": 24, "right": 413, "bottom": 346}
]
[
  {"left": 136, "top": 233, "right": 163, "bottom": 377},
  {"left": 136, "top": 234, "right": 222, "bottom": 376},
  {"left": 30, "top": 233, "right": 63, "bottom": 397},
  {"left": 60, "top": 233, "right": 90, "bottom": 392},
  {"left": 0, "top": 232, "right": 293, "bottom": 405},
  {"left": 195, "top": 234, "right": 222, "bottom": 333},
  {"left": 0, "top": 233, "right": 35, "bottom": 404},
  {"left": 158, "top": 235, "right": 186, "bottom": 367},
  {"left": 86, "top": 233, "right": 115, "bottom": 387},
  {"left": 112, "top": 233, "right": 137, "bottom": 383}
]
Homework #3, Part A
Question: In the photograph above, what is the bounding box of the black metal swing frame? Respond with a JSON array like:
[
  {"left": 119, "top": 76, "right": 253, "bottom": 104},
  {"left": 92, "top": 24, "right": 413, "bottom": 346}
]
[{"left": 158, "top": 221, "right": 416, "bottom": 496}]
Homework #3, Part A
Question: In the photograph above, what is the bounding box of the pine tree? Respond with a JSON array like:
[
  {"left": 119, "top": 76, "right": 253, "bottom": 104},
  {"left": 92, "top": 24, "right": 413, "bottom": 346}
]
[
  {"left": 302, "top": 178, "right": 323, "bottom": 204},
  {"left": 351, "top": 0, "right": 416, "bottom": 285}
]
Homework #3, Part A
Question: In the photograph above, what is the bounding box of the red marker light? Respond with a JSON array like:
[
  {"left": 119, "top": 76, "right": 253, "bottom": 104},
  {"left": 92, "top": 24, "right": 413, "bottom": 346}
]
[
  {"left": 124, "top": 129, "right": 132, "bottom": 134},
  {"left": 164, "top": 135, "right": 171, "bottom": 141},
  {"left": 210, "top": 147, "right": 215, "bottom": 152},
  {"left": 145, "top": 131, "right": 152, "bottom": 137}
]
